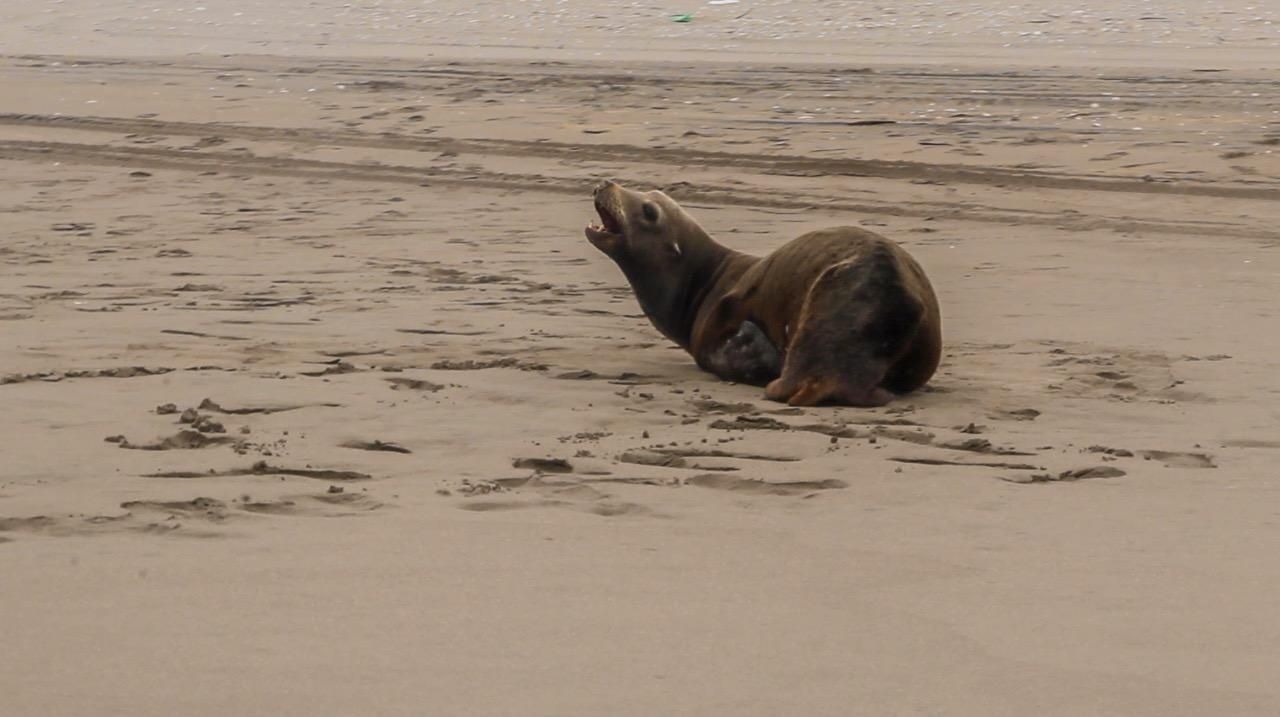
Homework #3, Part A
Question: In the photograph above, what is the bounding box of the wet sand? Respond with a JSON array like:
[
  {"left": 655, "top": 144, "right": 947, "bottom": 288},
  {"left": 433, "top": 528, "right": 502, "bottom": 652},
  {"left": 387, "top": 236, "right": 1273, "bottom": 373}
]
[{"left": 2, "top": 2, "right": 1280, "bottom": 715}]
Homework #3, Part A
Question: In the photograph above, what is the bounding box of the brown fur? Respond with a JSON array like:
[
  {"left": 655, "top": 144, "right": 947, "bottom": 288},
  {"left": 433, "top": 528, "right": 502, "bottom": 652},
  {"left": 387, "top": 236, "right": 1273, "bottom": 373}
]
[{"left": 585, "top": 181, "right": 941, "bottom": 407}]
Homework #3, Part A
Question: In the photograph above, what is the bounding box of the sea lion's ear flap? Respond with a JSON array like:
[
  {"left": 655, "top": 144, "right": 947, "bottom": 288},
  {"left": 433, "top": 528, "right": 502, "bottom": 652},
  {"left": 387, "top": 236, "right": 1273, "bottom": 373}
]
[{"left": 670, "top": 241, "right": 682, "bottom": 257}]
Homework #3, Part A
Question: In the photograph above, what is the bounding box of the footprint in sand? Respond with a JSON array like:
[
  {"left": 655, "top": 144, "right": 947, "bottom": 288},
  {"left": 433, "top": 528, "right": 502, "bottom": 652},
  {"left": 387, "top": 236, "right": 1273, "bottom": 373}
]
[
  {"left": 0, "top": 491, "right": 388, "bottom": 543},
  {"left": 1221, "top": 439, "right": 1280, "bottom": 449},
  {"left": 0, "top": 506, "right": 216, "bottom": 539},
  {"left": 120, "top": 497, "right": 231, "bottom": 521},
  {"left": 1140, "top": 450, "right": 1216, "bottom": 469},
  {"left": 615, "top": 450, "right": 740, "bottom": 472},
  {"left": 511, "top": 457, "right": 574, "bottom": 474},
  {"left": 234, "top": 492, "right": 384, "bottom": 516},
  {"left": 455, "top": 477, "right": 656, "bottom": 518},
  {"left": 891, "top": 456, "right": 1041, "bottom": 471},
  {"left": 430, "top": 358, "right": 522, "bottom": 370},
  {"left": 988, "top": 408, "right": 1041, "bottom": 422},
  {"left": 195, "top": 398, "right": 341, "bottom": 415},
  {"left": 1000, "top": 466, "right": 1126, "bottom": 484},
  {"left": 687, "top": 398, "right": 759, "bottom": 415},
  {"left": 646, "top": 447, "right": 800, "bottom": 463},
  {"left": 457, "top": 498, "right": 654, "bottom": 518},
  {"left": 385, "top": 377, "right": 446, "bottom": 392},
  {"left": 144, "top": 461, "right": 372, "bottom": 482},
  {"left": 1088, "top": 445, "right": 1136, "bottom": 458},
  {"left": 300, "top": 360, "right": 359, "bottom": 377},
  {"left": 684, "top": 474, "right": 847, "bottom": 497},
  {"left": 112, "top": 430, "right": 234, "bottom": 450},
  {"left": 937, "top": 437, "right": 1035, "bottom": 456},
  {"left": 342, "top": 440, "right": 412, "bottom": 454}
]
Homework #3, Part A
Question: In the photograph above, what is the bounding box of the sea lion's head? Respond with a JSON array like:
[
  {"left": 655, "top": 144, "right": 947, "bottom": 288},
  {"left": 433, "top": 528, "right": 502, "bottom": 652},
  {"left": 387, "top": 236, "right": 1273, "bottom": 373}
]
[
  {"left": 585, "top": 180, "right": 717, "bottom": 345},
  {"left": 584, "top": 180, "right": 698, "bottom": 262}
]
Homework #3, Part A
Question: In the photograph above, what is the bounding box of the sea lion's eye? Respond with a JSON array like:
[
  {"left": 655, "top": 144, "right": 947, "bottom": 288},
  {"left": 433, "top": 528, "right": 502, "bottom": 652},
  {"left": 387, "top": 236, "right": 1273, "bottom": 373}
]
[{"left": 642, "top": 203, "right": 659, "bottom": 223}]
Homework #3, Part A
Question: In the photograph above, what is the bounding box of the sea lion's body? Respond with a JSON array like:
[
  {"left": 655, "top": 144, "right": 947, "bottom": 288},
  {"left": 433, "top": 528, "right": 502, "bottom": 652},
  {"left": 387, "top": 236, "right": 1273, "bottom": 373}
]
[{"left": 585, "top": 181, "right": 941, "bottom": 407}]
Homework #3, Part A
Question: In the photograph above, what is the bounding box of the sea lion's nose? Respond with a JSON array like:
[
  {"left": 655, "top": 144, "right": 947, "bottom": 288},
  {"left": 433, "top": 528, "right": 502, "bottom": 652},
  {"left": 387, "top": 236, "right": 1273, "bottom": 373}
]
[{"left": 593, "top": 179, "right": 618, "bottom": 196}]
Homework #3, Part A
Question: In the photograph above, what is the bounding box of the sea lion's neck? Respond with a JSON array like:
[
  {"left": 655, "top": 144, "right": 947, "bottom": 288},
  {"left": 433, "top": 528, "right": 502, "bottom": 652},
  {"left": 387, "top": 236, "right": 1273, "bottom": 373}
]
[{"left": 637, "top": 233, "right": 756, "bottom": 349}]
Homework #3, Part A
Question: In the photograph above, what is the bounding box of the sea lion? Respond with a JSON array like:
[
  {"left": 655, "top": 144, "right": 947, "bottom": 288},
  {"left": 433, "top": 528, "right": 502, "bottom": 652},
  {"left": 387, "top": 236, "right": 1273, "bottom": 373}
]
[{"left": 584, "top": 181, "right": 941, "bottom": 407}]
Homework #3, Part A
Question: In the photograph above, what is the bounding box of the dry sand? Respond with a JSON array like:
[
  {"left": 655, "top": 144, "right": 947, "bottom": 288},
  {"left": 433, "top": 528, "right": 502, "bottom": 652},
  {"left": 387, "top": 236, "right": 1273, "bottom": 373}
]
[{"left": 2, "top": 1, "right": 1280, "bottom": 715}]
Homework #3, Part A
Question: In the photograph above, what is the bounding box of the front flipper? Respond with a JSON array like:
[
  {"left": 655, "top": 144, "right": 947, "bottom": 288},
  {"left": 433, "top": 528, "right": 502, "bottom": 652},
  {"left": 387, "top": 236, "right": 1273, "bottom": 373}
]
[{"left": 703, "top": 320, "right": 782, "bottom": 386}]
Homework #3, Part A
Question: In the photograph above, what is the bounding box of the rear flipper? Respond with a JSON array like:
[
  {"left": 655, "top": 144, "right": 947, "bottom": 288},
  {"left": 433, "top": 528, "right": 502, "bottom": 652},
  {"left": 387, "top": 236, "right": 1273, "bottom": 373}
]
[
  {"left": 766, "top": 376, "right": 895, "bottom": 407},
  {"left": 764, "top": 252, "right": 923, "bottom": 407},
  {"left": 703, "top": 320, "right": 782, "bottom": 387}
]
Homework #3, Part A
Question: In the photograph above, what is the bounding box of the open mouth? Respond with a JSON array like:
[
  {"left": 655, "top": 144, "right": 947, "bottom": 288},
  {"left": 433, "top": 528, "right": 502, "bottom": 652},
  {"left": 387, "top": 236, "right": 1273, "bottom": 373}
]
[{"left": 585, "top": 198, "right": 623, "bottom": 243}]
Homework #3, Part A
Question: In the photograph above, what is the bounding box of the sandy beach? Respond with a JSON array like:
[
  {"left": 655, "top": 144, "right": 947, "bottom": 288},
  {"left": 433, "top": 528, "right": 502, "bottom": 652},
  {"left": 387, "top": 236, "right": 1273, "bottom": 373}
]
[{"left": 2, "top": 1, "right": 1279, "bottom": 715}]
